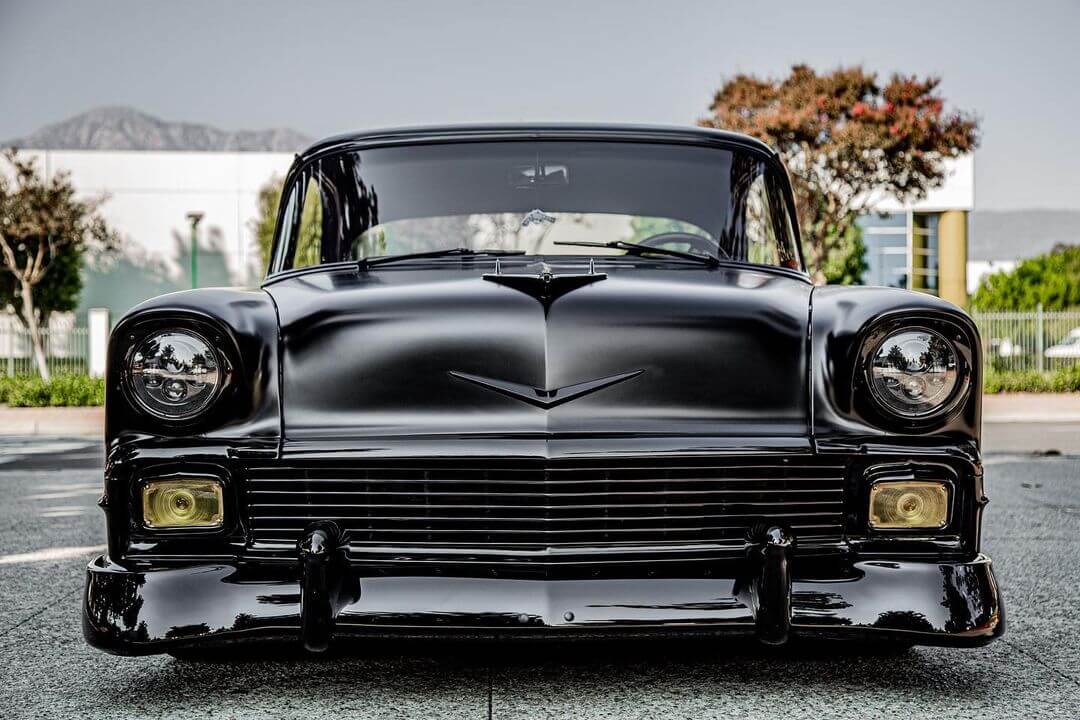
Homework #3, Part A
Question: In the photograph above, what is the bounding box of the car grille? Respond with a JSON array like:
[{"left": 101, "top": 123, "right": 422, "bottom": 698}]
[{"left": 241, "top": 457, "right": 848, "bottom": 564}]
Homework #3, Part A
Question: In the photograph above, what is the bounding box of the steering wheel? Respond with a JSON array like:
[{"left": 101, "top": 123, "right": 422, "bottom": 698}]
[{"left": 635, "top": 232, "right": 728, "bottom": 259}]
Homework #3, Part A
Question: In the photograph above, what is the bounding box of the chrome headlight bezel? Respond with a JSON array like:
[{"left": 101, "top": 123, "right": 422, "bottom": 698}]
[
  {"left": 858, "top": 318, "right": 974, "bottom": 427},
  {"left": 121, "top": 324, "right": 234, "bottom": 424}
]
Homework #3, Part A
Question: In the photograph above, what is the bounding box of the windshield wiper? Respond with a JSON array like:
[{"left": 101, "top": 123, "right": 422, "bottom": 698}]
[
  {"left": 552, "top": 240, "right": 721, "bottom": 267},
  {"left": 358, "top": 247, "right": 525, "bottom": 270}
]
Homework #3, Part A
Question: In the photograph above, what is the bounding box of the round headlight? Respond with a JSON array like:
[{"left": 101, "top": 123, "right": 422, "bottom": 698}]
[
  {"left": 869, "top": 328, "right": 960, "bottom": 418},
  {"left": 128, "top": 330, "right": 222, "bottom": 420}
]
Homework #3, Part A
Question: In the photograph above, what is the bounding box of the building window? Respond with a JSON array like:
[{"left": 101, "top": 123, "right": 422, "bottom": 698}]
[
  {"left": 911, "top": 212, "right": 939, "bottom": 295},
  {"left": 858, "top": 212, "right": 908, "bottom": 289},
  {"left": 857, "top": 211, "right": 942, "bottom": 295}
]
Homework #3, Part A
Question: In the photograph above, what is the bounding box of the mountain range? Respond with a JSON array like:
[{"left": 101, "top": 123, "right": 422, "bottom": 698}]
[
  {"left": 4, "top": 106, "right": 312, "bottom": 152},
  {"left": 5, "top": 108, "right": 1077, "bottom": 262}
]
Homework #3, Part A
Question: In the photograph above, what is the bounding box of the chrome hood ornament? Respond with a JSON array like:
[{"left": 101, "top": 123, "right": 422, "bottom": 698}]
[{"left": 483, "top": 258, "right": 606, "bottom": 310}]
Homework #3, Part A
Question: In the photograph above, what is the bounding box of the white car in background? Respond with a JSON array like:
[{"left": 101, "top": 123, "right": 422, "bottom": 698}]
[
  {"left": 990, "top": 337, "right": 1026, "bottom": 358},
  {"left": 1045, "top": 328, "right": 1080, "bottom": 358}
]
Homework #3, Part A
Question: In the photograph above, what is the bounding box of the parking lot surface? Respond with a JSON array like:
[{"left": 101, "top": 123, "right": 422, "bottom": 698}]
[{"left": 0, "top": 438, "right": 1078, "bottom": 719}]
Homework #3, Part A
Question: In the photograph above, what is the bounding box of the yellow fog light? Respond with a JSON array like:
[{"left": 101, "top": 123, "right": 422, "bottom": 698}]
[
  {"left": 142, "top": 478, "right": 223, "bottom": 528},
  {"left": 869, "top": 481, "right": 950, "bottom": 530}
]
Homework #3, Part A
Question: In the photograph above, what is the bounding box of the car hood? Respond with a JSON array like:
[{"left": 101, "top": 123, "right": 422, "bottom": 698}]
[{"left": 264, "top": 260, "right": 812, "bottom": 441}]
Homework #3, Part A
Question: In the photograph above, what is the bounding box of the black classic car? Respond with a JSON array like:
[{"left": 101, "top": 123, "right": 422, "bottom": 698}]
[{"left": 84, "top": 125, "right": 1003, "bottom": 655}]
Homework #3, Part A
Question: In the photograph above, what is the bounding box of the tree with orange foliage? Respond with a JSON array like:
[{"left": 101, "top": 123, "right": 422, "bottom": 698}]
[{"left": 700, "top": 65, "right": 979, "bottom": 284}]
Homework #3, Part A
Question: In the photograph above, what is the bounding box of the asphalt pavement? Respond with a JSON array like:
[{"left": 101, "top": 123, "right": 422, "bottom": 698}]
[{"left": 1, "top": 436, "right": 1079, "bottom": 719}]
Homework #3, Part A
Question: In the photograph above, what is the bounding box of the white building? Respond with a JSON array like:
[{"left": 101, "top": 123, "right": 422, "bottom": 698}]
[
  {"left": 16, "top": 149, "right": 294, "bottom": 323},
  {"left": 858, "top": 155, "right": 975, "bottom": 306}
]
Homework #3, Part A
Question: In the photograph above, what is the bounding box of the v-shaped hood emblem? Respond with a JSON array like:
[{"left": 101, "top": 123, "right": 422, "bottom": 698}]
[{"left": 449, "top": 369, "right": 643, "bottom": 408}]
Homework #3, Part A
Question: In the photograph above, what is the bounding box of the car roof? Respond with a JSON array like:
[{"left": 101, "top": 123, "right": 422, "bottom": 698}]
[{"left": 294, "top": 124, "right": 778, "bottom": 164}]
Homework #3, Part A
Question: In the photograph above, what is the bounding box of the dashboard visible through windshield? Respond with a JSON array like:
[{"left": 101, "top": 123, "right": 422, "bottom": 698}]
[{"left": 354, "top": 213, "right": 713, "bottom": 259}]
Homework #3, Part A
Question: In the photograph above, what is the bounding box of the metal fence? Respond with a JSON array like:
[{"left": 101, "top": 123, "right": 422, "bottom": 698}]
[
  {"left": 1, "top": 309, "right": 1078, "bottom": 379},
  {"left": 972, "top": 308, "right": 1080, "bottom": 373},
  {"left": 1, "top": 316, "right": 89, "bottom": 377}
]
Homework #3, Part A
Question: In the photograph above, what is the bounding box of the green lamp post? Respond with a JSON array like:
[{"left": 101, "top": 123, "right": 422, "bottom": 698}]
[{"left": 185, "top": 212, "right": 204, "bottom": 288}]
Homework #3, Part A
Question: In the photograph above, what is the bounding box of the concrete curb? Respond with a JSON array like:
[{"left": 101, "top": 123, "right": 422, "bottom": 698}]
[
  {"left": 982, "top": 393, "right": 1080, "bottom": 423},
  {"left": 0, "top": 406, "right": 103, "bottom": 437}
]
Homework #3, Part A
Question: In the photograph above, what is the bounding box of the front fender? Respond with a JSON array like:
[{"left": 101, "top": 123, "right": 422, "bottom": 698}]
[
  {"left": 810, "top": 285, "right": 981, "bottom": 450},
  {"left": 105, "top": 287, "right": 282, "bottom": 446}
]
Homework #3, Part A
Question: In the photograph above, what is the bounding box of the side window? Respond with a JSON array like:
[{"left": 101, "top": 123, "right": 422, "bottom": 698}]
[
  {"left": 745, "top": 174, "right": 780, "bottom": 267},
  {"left": 293, "top": 176, "right": 323, "bottom": 269},
  {"left": 727, "top": 157, "right": 799, "bottom": 270},
  {"left": 275, "top": 173, "right": 324, "bottom": 271}
]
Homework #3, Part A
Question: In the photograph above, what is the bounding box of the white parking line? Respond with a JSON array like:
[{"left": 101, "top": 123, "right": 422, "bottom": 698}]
[
  {"left": 0, "top": 441, "right": 94, "bottom": 456},
  {"left": 0, "top": 545, "right": 105, "bottom": 565},
  {"left": 39, "top": 506, "right": 89, "bottom": 517},
  {"left": 36, "top": 483, "right": 100, "bottom": 491},
  {"left": 25, "top": 488, "right": 102, "bottom": 501}
]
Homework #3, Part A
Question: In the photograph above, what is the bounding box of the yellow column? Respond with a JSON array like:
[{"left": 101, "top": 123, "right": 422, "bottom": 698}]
[{"left": 938, "top": 210, "right": 968, "bottom": 308}]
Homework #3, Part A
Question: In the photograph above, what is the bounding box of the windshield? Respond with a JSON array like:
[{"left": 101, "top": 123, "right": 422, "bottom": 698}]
[{"left": 272, "top": 140, "right": 801, "bottom": 273}]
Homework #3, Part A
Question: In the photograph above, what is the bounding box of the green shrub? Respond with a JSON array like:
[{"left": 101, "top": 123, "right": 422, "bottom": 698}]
[
  {"left": 0, "top": 374, "right": 105, "bottom": 407},
  {"left": 971, "top": 244, "right": 1080, "bottom": 311},
  {"left": 8, "top": 368, "right": 1077, "bottom": 403},
  {"left": 983, "top": 366, "right": 1080, "bottom": 394},
  {"left": 0, "top": 375, "right": 18, "bottom": 404},
  {"left": 983, "top": 370, "right": 1049, "bottom": 394},
  {"left": 1049, "top": 364, "right": 1080, "bottom": 392}
]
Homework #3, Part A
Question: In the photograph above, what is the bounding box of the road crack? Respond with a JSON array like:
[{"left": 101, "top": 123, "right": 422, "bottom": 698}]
[
  {"left": 0, "top": 587, "right": 80, "bottom": 643},
  {"left": 1003, "top": 637, "right": 1080, "bottom": 690}
]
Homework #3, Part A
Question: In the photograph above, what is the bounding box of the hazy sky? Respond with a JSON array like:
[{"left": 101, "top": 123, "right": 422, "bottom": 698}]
[{"left": 1, "top": 0, "right": 1077, "bottom": 211}]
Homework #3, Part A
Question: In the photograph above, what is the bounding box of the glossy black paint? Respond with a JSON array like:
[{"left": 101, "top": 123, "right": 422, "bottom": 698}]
[
  {"left": 265, "top": 260, "right": 812, "bottom": 440},
  {"left": 482, "top": 259, "right": 609, "bottom": 312},
  {"left": 810, "top": 285, "right": 982, "bottom": 448},
  {"left": 752, "top": 526, "right": 794, "bottom": 645},
  {"left": 104, "top": 288, "right": 281, "bottom": 443},
  {"left": 448, "top": 368, "right": 645, "bottom": 409},
  {"left": 298, "top": 521, "right": 353, "bottom": 652},
  {"left": 84, "top": 125, "right": 1001, "bottom": 655},
  {"left": 83, "top": 553, "right": 1002, "bottom": 653}
]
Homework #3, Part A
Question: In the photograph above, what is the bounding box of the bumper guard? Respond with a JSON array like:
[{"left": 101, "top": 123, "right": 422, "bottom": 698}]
[{"left": 83, "top": 522, "right": 1004, "bottom": 655}]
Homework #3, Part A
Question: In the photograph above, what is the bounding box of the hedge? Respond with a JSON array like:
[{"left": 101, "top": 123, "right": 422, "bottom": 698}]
[
  {"left": 0, "top": 374, "right": 106, "bottom": 407},
  {"left": 983, "top": 365, "right": 1080, "bottom": 394},
  {"left": 0, "top": 367, "right": 1076, "bottom": 407}
]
